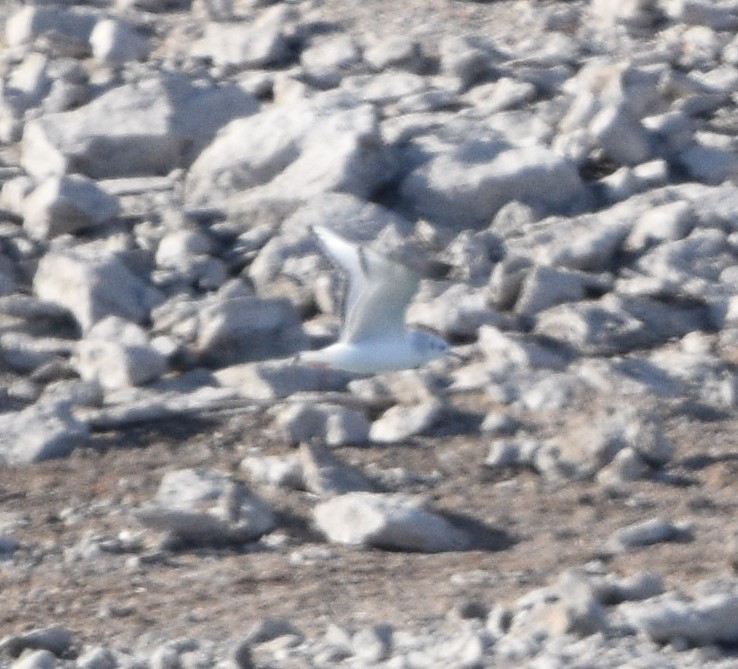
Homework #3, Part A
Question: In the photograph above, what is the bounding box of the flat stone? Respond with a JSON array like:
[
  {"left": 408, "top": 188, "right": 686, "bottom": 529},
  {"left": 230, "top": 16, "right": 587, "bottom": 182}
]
[
  {"left": 609, "top": 517, "right": 692, "bottom": 551},
  {"left": 314, "top": 492, "right": 469, "bottom": 552}
]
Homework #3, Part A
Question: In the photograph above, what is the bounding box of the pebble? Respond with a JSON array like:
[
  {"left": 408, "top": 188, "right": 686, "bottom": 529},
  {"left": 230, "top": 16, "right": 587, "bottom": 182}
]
[
  {"left": 608, "top": 517, "right": 693, "bottom": 551},
  {"left": 369, "top": 398, "right": 445, "bottom": 444}
]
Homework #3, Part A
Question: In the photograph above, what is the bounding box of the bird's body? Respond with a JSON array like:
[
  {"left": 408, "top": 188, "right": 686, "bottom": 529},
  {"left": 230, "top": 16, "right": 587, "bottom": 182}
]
[{"left": 295, "top": 226, "right": 451, "bottom": 374}]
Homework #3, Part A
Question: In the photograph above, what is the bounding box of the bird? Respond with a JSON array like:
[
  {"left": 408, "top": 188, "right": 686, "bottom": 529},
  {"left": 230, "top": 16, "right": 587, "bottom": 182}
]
[{"left": 294, "top": 225, "right": 453, "bottom": 374}]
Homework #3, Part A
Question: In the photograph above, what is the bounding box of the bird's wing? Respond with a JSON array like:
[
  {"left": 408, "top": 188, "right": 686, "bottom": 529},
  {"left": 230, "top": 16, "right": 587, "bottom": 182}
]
[{"left": 311, "top": 226, "right": 420, "bottom": 344}]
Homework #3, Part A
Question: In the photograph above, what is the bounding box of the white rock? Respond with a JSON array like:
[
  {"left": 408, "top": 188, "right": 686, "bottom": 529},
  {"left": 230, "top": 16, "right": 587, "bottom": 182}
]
[
  {"left": 593, "top": 571, "right": 665, "bottom": 605},
  {"left": 589, "top": 105, "right": 652, "bottom": 166},
  {"left": 89, "top": 19, "right": 150, "bottom": 65},
  {"left": 188, "top": 96, "right": 394, "bottom": 209},
  {"left": 0, "top": 333, "right": 75, "bottom": 373},
  {"left": 194, "top": 11, "right": 289, "bottom": 68},
  {"left": 664, "top": 0, "right": 738, "bottom": 30},
  {"left": 352, "top": 624, "right": 393, "bottom": 663},
  {"left": 595, "top": 447, "right": 650, "bottom": 486},
  {"left": 621, "top": 591, "right": 738, "bottom": 645},
  {"left": 34, "top": 249, "right": 162, "bottom": 333},
  {"left": 74, "top": 317, "right": 168, "bottom": 390},
  {"left": 463, "top": 78, "right": 536, "bottom": 113},
  {"left": 76, "top": 646, "right": 118, "bottom": 669},
  {"left": 6, "top": 5, "right": 97, "bottom": 47},
  {"left": 0, "top": 398, "right": 89, "bottom": 464},
  {"left": 478, "top": 326, "right": 568, "bottom": 372},
  {"left": 274, "top": 402, "right": 370, "bottom": 447},
  {"left": 401, "top": 143, "right": 584, "bottom": 228},
  {"left": 485, "top": 439, "right": 542, "bottom": 469},
  {"left": 135, "top": 467, "right": 275, "bottom": 546},
  {"left": 369, "top": 399, "right": 444, "bottom": 444},
  {"left": 299, "top": 442, "right": 373, "bottom": 496},
  {"left": 196, "top": 296, "right": 305, "bottom": 365},
  {"left": 7, "top": 52, "right": 51, "bottom": 109},
  {"left": 242, "top": 453, "right": 303, "bottom": 490},
  {"left": 364, "top": 36, "right": 423, "bottom": 72},
  {"left": 22, "top": 175, "right": 119, "bottom": 240},
  {"left": 11, "top": 650, "right": 57, "bottom": 669},
  {"left": 439, "top": 35, "right": 494, "bottom": 88},
  {"left": 314, "top": 492, "right": 468, "bottom": 552},
  {"left": 22, "top": 74, "right": 259, "bottom": 179},
  {"left": 513, "top": 265, "right": 589, "bottom": 318},
  {"left": 215, "top": 360, "right": 350, "bottom": 399},
  {"left": 0, "top": 175, "right": 35, "bottom": 217},
  {"left": 625, "top": 200, "right": 694, "bottom": 250},
  {"left": 300, "top": 35, "right": 361, "bottom": 88}
]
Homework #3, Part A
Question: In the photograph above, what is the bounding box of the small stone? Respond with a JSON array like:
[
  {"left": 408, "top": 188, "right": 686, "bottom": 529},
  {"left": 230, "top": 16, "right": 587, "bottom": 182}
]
[
  {"left": 245, "top": 618, "right": 303, "bottom": 645},
  {"left": 299, "top": 442, "right": 373, "bottom": 496},
  {"left": 0, "top": 625, "right": 74, "bottom": 658},
  {"left": 11, "top": 650, "right": 57, "bottom": 669},
  {"left": 76, "top": 646, "right": 117, "bottom": 669},
  {"left": 241, "top": 454, "right": 304, "bottom": 490},
  {"left": 228, "top": 639, "right": 254, "bottom": 669},
  {"left": 352, "top": 624, "right": 393, "bottom": 663}
]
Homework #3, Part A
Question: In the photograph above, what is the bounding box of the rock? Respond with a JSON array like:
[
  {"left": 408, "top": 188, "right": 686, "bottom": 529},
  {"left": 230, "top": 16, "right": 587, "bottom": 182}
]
[
  {"left": 589, "top": 105, "right": 652, "bottom": 166},
  {"left": 34, "top": 248, "right": 162, "bottom": 333},
  {"left": 273, "top": 402, "right": 370, "bottom": 447},
  {"left": 6, "top": 5, "right": 97, "bottom": 48},
  {"left": 314, "top": 492, "right": 468, "bottom": 552},
  {"left": 485, "top": 439, "right": 542, "bottom": 469},
  {"left": 364, "top": 36, "right": 424, "bottom": 72},
  {"left": 76, "top": 646, "right": 118, "bottom": 669},
  {"left": 401, "top": 143, "right": 585, "bottom": 229},
  {"left": 0, "top": 625, "right": 75, "bottom": 657},
  {"left": 74, "top": 317, "right": 168, "bottom": 390},
  {"left": 215, "top": 360, "right": 350, "bottom": 399},
  {"left": 369, "top": 398, "right": 445, "bottom": 444},
  {"left": 299, "top": 442, "right": 373, "bottom": 496},
  {"left": 593, "top": 571, "right": 665, "bottom": 605},
  {"left": 608, "top": 518, "right": 692, "bottom": 552},
  {"left": 244, "top": 617, "right": 303, "bottom": 645},
  {"left": 22, "top": 174, "right": 120, "bottom": 240},
  {"left": 546, "top": 570, "right": 609, "bottom": 637},
  {"left": 678, "top": 137, "right": 738, "bottom": 184},
  {"left": 89, "top": 19, "right": 150, "bottom": 65},
  {"left": 300, "top": 35, "right": 361, "bottom": 88},
  {"left": 352, "top": 624, "right": 393, "bottom": 663},
  {"left": 438, "top": 35, "right": 496, "bottom": 88},
  {"left": 621, "top": 591, "right": 738, "bottom": 645},
  {"left": 186, "top": 94, "right": 395, "bottom": 209},
  {"left": 241, "top": 453, "right": 304, "bottom": 490},
  {"left": 595, "top": 447, "right": 650, "bottom": 486},
  {"left": 0, "top": 333, "right": 75, "bottom": 373},
  {"left": 196, "top": 296, "right": 306, "bottom": 366},
  {"left": 11, "top": 650, "right": 57, "bottom": 669},
  {"left": 0, "top": 398, "right": 89, "bottom": 464},
  {"left": 228, "top": 639, "right": 255, "bottom": 669},
  {"left": 478, "top": 326, "right": 568, "bottom": 372},
  {"left": 512, "top": 265, "right": 590, "bottom": 318},
  {"left": 22, "top": 73, "right": 259, "bottom": 179},
  {"left": 625, "top": 200, "right": 694, "bottom": 250},
  {"left": 134, "top": 468, "right": 275, "bottom": 546},
  {"left": 193, "top": 9, "right": 290, "bottom": 69}
]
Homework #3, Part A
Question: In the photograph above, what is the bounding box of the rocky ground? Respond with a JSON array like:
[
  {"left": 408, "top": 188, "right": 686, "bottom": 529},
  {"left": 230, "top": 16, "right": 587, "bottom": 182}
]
[{"left": 2, "top": 0, "right": 738, "bottom": 667}]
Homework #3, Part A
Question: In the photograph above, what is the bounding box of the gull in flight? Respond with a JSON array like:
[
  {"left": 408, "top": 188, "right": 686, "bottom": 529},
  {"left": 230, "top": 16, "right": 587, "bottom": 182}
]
[{"left": 295, "top": 226, "right": 452, "bottom": 374}]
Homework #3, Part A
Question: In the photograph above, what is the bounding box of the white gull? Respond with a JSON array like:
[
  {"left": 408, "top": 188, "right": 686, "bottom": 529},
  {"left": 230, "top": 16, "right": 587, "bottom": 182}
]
[{"left": 295, "top": 226, "right": 452, "bottom": 374}]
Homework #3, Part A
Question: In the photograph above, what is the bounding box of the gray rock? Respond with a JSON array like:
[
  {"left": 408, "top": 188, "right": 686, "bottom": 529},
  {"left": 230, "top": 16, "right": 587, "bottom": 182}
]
[
  {"left": 678, "top": 137, "right": 738, "bottom": 184},
  {"left": 74, "top": 317, "right": 168, "bottom": 390},
  {"left": 89, "top": 19, "right": 150, "bottom": 65},
  {"left": 513, "top": 265, "right": 590, "bottom": 317},
  {"left": 244, "top": 617, "right": 303, "bottom": 645},
  {"left": 609, "top": 518, "right": 692, "bottom": 551},
  {"left": 0, "top": 625, "right": 74, "bottom": 657},
  {"left": 214, "top": 360, "right": 350, "bottom": 400},
  {"left": 401, "top": 143, "right": 584, "bottom": 228},
  {"left": 621, "top": 591, "right": 738, "bottom": 645},
  {"left": 22, "top": 174, "right": 120, "bottom": 240},
  {"left": 0, "top": 398, "right": 89, "bottom": 464},
  {"left": 364, "top": 36, "right": 424, "bottom": 72},
  {"left": 546, "top": 570, "right": 609, "bottom": 637},
  {"left": 22, "top": 74, "right": 259, "bottom": 179},
  {"left": 593, "top": 571, "right": 665, "bottom": 605},
  {"left": 34, "top": 248, "right": 162, "bottom": 333},
  {"left": 369, "top": 398, "right": 445, "bottom": 444},
  {"left": 595, "top": 447, "right": 650, "bottom": 486},
  {"left": 485, "top": 439, "right": 542, "bottom": 469},
  {"left": 314, "top": 492, "right": 468, "bottom": 552},
  {"left": 134, "top": 468, "right": 275, "bottom": 546},
  {"left": 438, "top": 35, "right": 495, "bottom": 88},
  {"left": 196, "top": 296, "right": 306, "bottom": 366}
]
